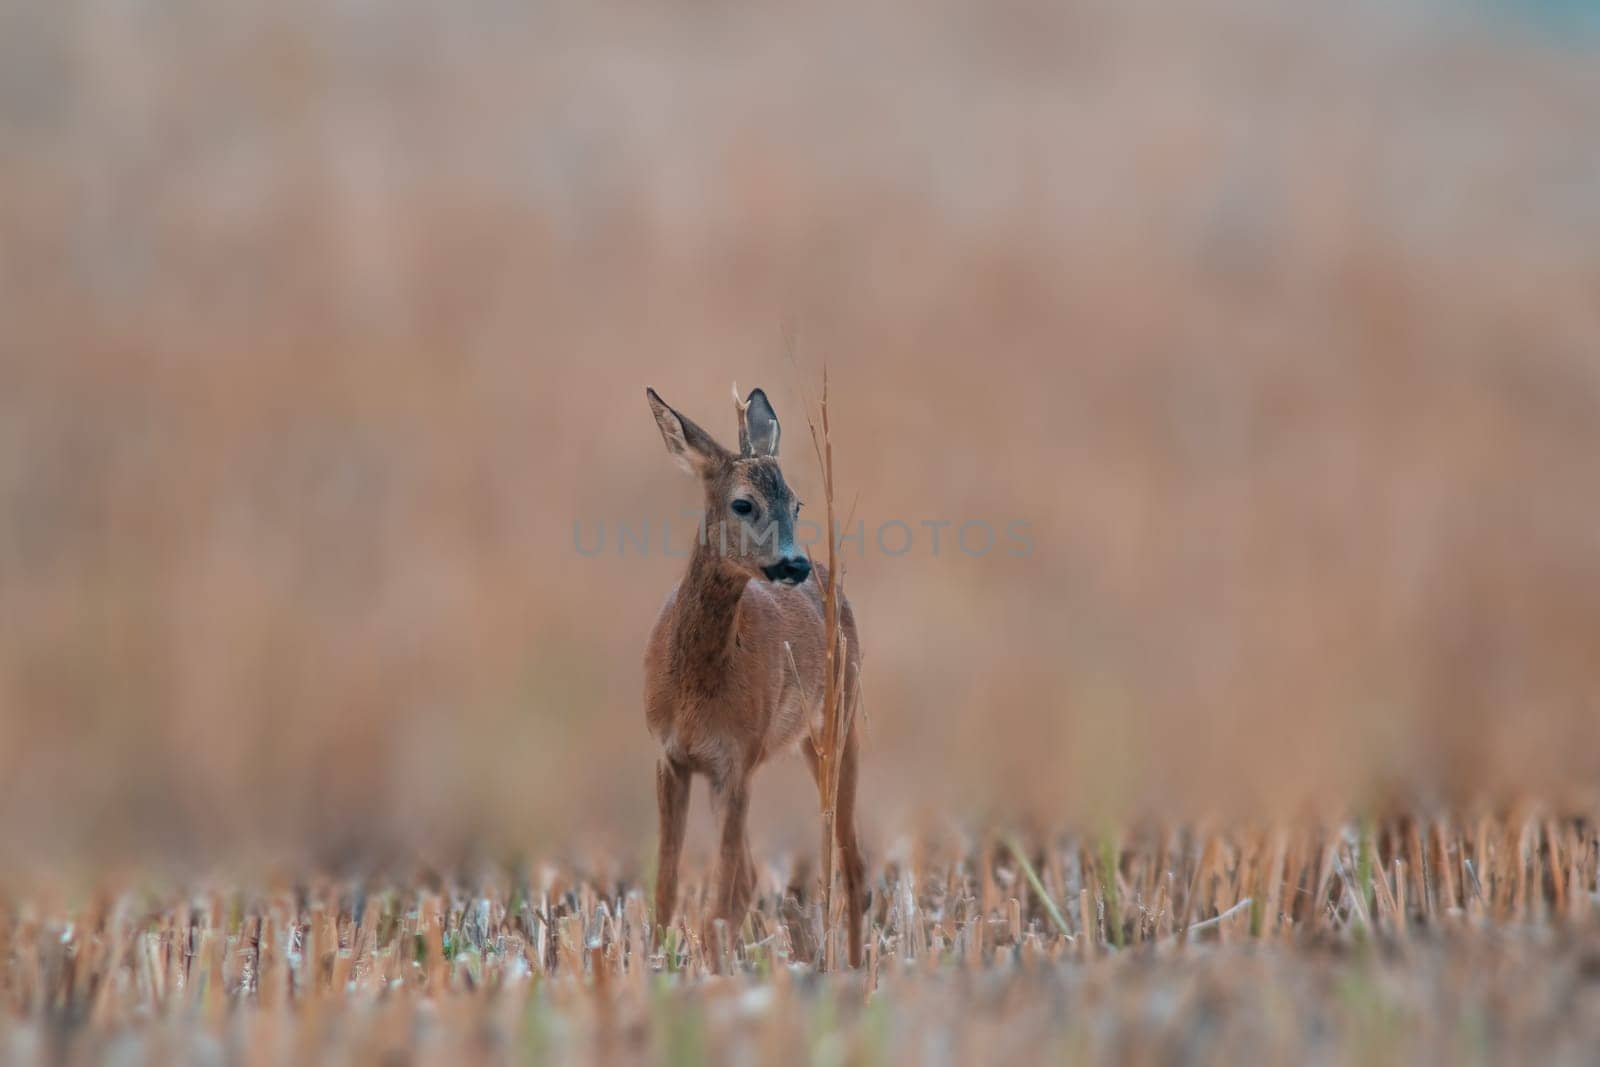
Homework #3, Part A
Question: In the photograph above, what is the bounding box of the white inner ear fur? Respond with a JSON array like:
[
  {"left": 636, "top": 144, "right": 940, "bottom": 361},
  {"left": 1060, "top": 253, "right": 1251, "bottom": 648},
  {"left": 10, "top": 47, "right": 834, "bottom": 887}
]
[
  {"left": 652, "top": 410, "right": 700, "bottom": 476},
  {"left": 666, "top": 447, "right": 698, "bottom": 476}
]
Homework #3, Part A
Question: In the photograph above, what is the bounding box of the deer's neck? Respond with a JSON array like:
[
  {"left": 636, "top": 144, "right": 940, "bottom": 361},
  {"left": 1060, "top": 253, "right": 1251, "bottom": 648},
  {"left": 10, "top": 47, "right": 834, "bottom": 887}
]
[{"left": 670, "top": 543, "right": 749, "bottom": 698}]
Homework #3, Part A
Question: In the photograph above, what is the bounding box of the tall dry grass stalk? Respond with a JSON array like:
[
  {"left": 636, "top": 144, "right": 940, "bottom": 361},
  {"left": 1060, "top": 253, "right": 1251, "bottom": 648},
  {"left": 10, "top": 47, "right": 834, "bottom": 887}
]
[{"left": 801, "top": 367, "right": 857, "bottom": 972}]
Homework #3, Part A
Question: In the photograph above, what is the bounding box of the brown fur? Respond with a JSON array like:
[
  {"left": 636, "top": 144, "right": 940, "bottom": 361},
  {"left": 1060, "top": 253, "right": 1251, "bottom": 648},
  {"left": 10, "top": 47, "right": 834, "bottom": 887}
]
[{"left": 643, "top": 387, "right": 866, "bottom": 967}]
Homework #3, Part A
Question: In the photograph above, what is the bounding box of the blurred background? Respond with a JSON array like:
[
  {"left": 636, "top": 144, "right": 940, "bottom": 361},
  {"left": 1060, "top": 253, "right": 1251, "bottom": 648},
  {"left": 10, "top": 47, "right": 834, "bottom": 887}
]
[{"left": 2, "top": 0, "right": 1597, "bottom": 871}]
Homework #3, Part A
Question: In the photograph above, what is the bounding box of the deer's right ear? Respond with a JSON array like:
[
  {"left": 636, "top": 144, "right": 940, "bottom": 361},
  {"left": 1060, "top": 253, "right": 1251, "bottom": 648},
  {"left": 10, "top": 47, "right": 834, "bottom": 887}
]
[{"left": 646, "top": 388, "right": 727, "bottom": 477}]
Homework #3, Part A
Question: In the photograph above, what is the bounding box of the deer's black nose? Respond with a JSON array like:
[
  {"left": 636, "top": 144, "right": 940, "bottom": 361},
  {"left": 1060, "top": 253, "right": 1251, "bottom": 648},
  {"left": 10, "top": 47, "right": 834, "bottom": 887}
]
[{"left": 762, "top": 556, "right": 811, "bottom": 585}]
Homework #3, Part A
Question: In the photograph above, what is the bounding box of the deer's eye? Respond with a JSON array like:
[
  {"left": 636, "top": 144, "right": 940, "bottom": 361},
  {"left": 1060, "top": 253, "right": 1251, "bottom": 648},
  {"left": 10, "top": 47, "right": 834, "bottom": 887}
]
[{"left": 731, "top": 499, "right": 755, "bottom": 517}]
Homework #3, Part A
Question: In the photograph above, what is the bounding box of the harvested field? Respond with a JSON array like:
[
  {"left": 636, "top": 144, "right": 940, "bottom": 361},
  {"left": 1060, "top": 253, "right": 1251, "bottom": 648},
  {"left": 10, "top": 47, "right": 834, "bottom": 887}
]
[{"left": 6, "top": 811, "right": 1600, "bottom": 1064}]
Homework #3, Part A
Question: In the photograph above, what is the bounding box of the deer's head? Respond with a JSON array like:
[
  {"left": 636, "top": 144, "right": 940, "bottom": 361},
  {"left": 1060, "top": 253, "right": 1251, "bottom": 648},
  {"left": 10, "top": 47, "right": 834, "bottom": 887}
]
[{"left": 646, "top": 386, "right": 810, "bottom": 585}]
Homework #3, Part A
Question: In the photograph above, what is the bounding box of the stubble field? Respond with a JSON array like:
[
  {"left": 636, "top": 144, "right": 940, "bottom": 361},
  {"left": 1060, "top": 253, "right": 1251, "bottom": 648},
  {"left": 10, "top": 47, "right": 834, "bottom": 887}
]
[{"left": 7, "top": 809, "right": 1600, "bottom": 1064}]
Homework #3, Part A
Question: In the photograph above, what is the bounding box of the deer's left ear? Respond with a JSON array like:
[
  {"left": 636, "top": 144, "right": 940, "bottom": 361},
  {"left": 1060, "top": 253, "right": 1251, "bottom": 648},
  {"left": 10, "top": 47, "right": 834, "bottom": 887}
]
[{"left": 738, "top": 387, "right": 780, "bottom": 457}]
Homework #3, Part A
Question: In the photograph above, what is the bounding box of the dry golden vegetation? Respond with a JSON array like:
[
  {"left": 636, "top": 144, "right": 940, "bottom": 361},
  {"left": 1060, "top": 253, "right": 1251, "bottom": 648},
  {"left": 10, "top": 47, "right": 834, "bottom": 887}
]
[{"left": 6, "top": 811, "right": 1600, "bottom": 1063}]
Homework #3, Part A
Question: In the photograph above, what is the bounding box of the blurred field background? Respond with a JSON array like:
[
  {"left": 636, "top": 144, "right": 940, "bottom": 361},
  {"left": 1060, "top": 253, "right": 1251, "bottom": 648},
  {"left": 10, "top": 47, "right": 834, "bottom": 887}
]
[{"left": 2, "top": 0, "right": 1599, "bottom": 873}]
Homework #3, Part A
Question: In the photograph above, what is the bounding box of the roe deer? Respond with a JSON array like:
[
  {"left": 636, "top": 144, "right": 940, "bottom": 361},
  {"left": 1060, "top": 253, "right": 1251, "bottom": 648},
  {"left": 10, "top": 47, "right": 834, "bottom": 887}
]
[{"left": 643, "top": 385, "right": 866, "bottom": 967}]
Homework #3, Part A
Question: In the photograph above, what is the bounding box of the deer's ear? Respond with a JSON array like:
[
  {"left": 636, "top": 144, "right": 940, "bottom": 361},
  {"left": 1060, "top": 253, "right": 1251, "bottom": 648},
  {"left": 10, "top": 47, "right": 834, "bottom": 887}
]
[
  {"left": 738, "top": 387, "right": 780, "bottom": 458},
  {"left": 647, "top": 388, "right": 728, "bottom": 476}
]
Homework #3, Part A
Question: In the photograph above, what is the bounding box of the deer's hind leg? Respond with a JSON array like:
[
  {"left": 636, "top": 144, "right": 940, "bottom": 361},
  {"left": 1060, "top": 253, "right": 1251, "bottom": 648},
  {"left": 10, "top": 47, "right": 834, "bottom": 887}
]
[
  {"left": 802, "top": 733, "right": 869, "bottom": 969},
  {"left": 834, "top": 729, "right": 867, "bottom": 968}
]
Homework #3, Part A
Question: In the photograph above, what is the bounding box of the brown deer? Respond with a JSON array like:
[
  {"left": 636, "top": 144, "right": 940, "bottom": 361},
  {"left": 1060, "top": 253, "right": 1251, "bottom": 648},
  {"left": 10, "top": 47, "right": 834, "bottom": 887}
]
[{"left": 643, "top": 385, "right": 866, "bottom": 967}]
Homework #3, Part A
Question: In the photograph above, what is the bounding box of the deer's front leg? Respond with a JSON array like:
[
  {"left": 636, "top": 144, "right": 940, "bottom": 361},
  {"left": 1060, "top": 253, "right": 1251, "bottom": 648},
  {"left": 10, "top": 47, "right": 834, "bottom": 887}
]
[
  {"left": 710, "top": 770, "right": 756, "bottom": 937},
  {"left": 654, "top": 757, "right": 692, "bottom": 945}
]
